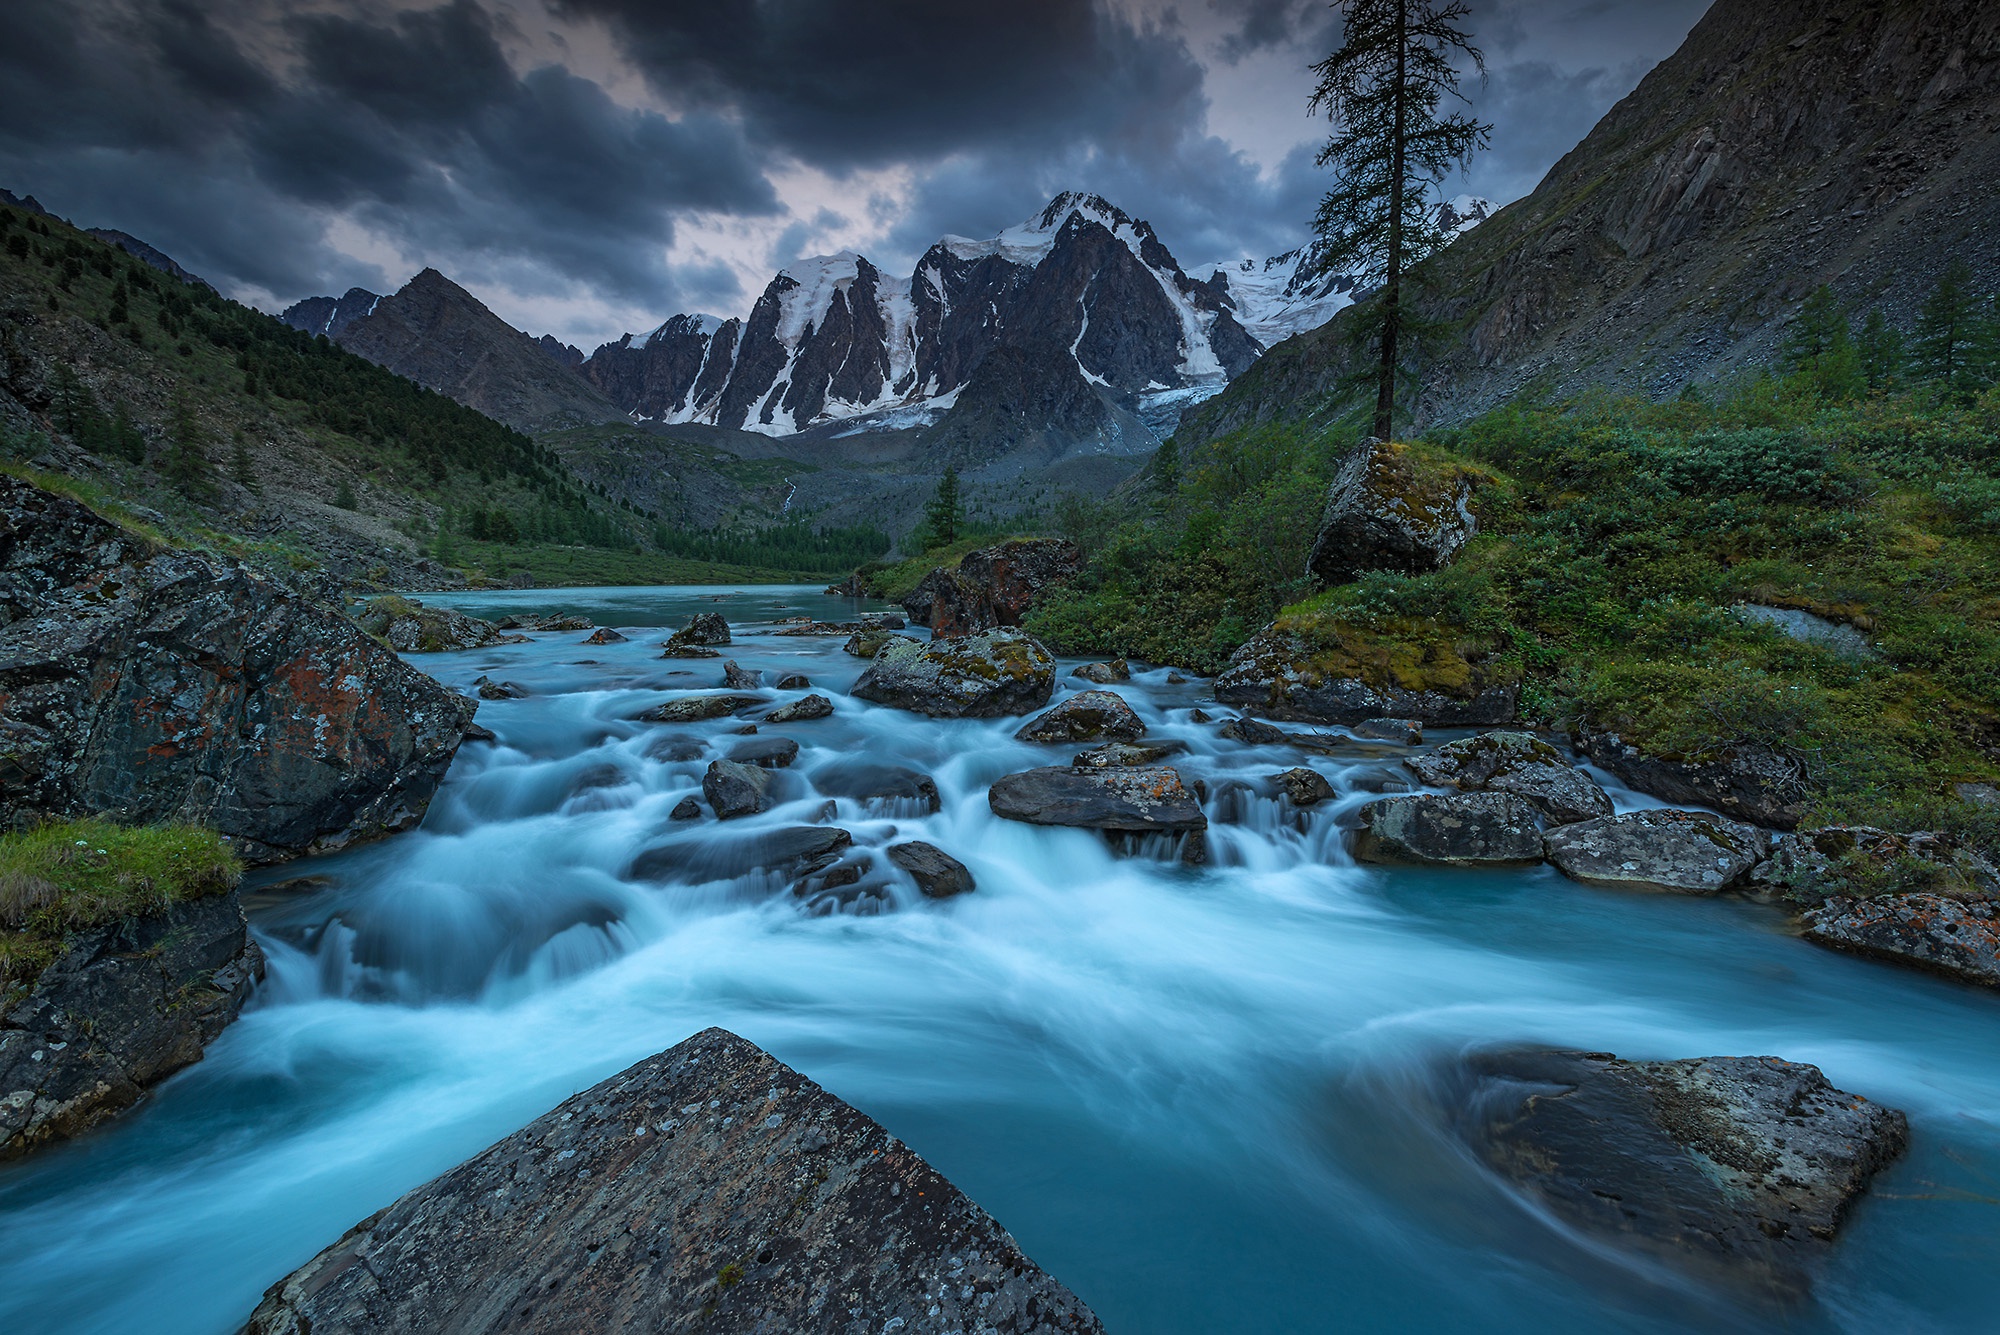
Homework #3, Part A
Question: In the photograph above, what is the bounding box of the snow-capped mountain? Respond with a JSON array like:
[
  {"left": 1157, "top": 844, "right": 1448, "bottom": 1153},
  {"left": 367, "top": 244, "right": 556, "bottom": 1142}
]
[
  {"left": 1193, "top": 195, "right": 1495, "bottom": 348},
  {"left": 581, "top": 192, "right": 1265, "bottom": 440}
]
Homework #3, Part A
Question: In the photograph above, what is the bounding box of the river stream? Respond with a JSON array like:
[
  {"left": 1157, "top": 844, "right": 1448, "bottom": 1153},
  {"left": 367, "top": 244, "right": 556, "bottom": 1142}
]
[{"left": 1, "top": 585, "right": 1996, "bottom": 1333}]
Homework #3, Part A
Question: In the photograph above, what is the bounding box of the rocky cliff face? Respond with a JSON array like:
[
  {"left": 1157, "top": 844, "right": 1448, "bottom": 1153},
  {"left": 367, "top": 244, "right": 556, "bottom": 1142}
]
[
  {"left": 280, "top": 286, "right": 380, "bottom": 341},
  {"left": 0, "top": 475, "right": 476, "bottom": 863},
  {"left": 322, "top": 269, "right": 624, "bottom": 434},
  {"left": 1180, "top": 0, "right": 2000, "bottom": 443},
  {"left": 1, "top": 890, "right": 262, "bottom": 1158},
  {"left": 245, "top": 1027, "right": 1104, "bottom": 1334}
]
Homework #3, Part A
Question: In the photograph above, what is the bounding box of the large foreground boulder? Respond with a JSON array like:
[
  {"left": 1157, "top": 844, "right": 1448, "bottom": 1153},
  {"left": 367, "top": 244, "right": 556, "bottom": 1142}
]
[
  {"left": 853, "top": 629, "right": 1055, "bottom": 718},
  {"left": 1460, "top": 1049, "right": 1906, "bottom": 1294},
  {"left": 0, "top": 476, "right": 475, "bottom": 863},
  {"left": 244, "top": 1028, "right": 1103, "bottom": 1334},
  {"left": 1801, "top": 894, "right": 2000, "bottom": 989},
  {"left": 1544, "top": 810, "right": 1767, "bottom": 894},
  {"left": 1215, "top": 628, "right": 1517, "bottom": 726},
  {"left": 902, "top": 539, "right": 1082, "bottom": 636},
  {"left": 1574, "top": 724, "right": 1808, "bottom": 830},
  {"left": 1, "top": 890, "right": 262, "bottom": 1158},
  {"left": 1306, "top": 438, "right": 1476, "bottom": 586},
  {"left": 1405, "top": 731, "right": 1612, "bottom": 825},
  {"left": 1352, "top": 792, "right": 1544, "bottom": 866}
]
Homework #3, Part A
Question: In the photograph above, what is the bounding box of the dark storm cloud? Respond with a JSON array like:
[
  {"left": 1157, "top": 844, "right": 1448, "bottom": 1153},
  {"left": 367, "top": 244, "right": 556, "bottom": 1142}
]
[{"left": 0, "top": 0, "right": 775, "bottom": 316}]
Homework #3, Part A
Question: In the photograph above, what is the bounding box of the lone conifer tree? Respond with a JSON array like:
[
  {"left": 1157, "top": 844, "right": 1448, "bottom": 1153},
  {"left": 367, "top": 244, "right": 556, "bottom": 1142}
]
[
  {"left": 1309, "top": 0, "right": 1490, "bottom": 439},
  {"left": 924, "top": 467, "right": 963, "bottom": 549}
]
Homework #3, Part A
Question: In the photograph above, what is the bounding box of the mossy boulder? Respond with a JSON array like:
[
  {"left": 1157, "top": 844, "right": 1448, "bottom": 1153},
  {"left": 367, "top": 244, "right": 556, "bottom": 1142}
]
[
  {"left": 1573, "top": 723, "right": 1809, "bottom": 830},
  {"left": 1406, "top": 731, "right": 1613, "bottom": 825},
  {"left": 1544, "top": 809, "right": 1769, "bottom": 894},
  {"left": 1014, "top": 690, "right": 1145, "bottom": 744},
  {"left": 354, "top": 595, "right": 525, "bottom": 653},
  {"left": 1308, "top": 438, "right": 1477, "bottom": 586},
  {"left": 852, "top": 629, "right": 1056, "bottom": 718},
  {"left": 1352, "top": 792, "right": 1545, "bottom": 866},
  {"left": 1215, "top": 625, "right": 1517, "bottom": 726}
]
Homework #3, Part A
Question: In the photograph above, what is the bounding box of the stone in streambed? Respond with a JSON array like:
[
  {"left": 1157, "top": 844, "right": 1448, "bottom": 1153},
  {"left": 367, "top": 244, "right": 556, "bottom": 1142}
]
[
  {"left": 1, "top": 892, "right": 263, "bottom": 1159},
  {"left": 474, "top": 676, "right": 530, "bottom": 700},
  {"left": 1543, "top": 809, "right": 1766, "bottom": 894},
  {"left": 1218, "top": 715, "right": 1288, "bottom": 745},
  {"left": 767, "top": 694, "right": 834, "bottom": 723},
  {"left": 635, "top": 694, "right": 762, "bottom": 724},
  {"left": 1071, "top": 659, "right": 1129, "bottom": 684},
  {"left": 722, "top": 659, "right": 762, "bottom": 689},
  {"left": 1460, "top": 1048, "right": 1906, "bottom": 1295},
  {"left": 1352, "top": 717, "right": 1423, "bottom": 745},
  {"left": 775, "top": 673, "right": 812, "bottom": 690},
  {"left": 1072, "top": 740, "right": 1187, "bottom": 768},
  {"left": 669, "top": 797, "right": 701, "bottom": 821},
  {"left": 728, "top": 736, "right": 799, "bottom": 769},
  {"left": 242, "top": 1027, "right": 1105, "bottom": 1335},
  {"left": 988, "top": 766, "right": 1207, "bottom": 837},
  {"left": 581, "top": 627, "right": 627, "bottom": 645},
  {"left": 629, "top": 826, "right": 854, "bottom": 884},
  {"left": 1406, "top": 731, "right": 1612, "bottom": 825},
  {"left": 702, "top": 758, "right": 773, "bottom": 819},
  {"left": 663, "top": 611, "right": 730, "bottom": 652},
  {"left": 1801, "top": 894, "right": 2000, "bottom": 989},
  {"left": 852, "top": 628, "right": 1055, "bottom": 718},
  {"left": 355, "top": 595, "right": 525, "bottom": 653},
  {"left": 887, "top": 842, "right": 977, "bottom": 898},
  {"left": 810, "top": 762, "right": 941, "bottom": 814},
  {"left": 1276, "top": 767, "right": 1336, "bottom": 806},
  {"left": 843, "top": 628, "right": 903, "bottom": 658},
  {"left": 1014, "top": 690, "right": 1144, "bottom": 744},
  {"left": 1352, "top": 792, "right": 1544, "bottom": 866}
]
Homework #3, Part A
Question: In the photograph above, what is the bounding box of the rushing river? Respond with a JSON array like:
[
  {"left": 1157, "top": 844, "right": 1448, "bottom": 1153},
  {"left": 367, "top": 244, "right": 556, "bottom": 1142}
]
[{"left": 2, "top": 584, "right": 1997, "bottom": 1334}]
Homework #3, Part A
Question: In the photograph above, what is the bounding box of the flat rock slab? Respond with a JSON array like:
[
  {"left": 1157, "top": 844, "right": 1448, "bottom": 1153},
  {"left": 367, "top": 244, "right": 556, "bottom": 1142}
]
[
  {"left": 1352, "top": 792, "right": 1544, "bottom": 866},
  {"left": 727, "top": 737, "right": 800, "bottom": 769},
  {"left": 1072, "top": 740, "right": 1186, "bottom": 769},
  {"left": 988, "top": 766, "right": 1206, "bottom": 834},
  {"left": 811, "top": 762, "right": 941, "bottom": 813},
  {"left": 852, "top": 629, "right": 1055, "bottom": 718},
  {"left": 1405, "top": 731, "right": 1612, "bottom": 825},
  {"left": 768, "top": 694, "right": 834, "bottom": 723},
  {"left": 1461, "top": 1049, "right": 1907, "bottom": 1295},
  {"left": 1014, "top": 690, "right": 1144, "bottom": 744},
  {"left": 1802, "top": 893, "right": 2000, "bottom": 988},
  {"left": 243, "top": 1028, "right": 1103, "bottom": 1335},
  {"left": 629, "top": 827, "right": 854, "bottom": 886},
  {"left": 887, "top": 842, "right": 977, "bottom": 898},
  {"left": 1544, "top": 809, "right": 1766, "bottom": 893},
  {"left": 638, "top": 695, "right": 763, "bottom": 724}
]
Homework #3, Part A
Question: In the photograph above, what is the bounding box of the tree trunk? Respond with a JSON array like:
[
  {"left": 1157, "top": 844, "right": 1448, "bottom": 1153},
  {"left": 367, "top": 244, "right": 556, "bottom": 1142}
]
[{"left": 1377, "top": 2, "right": 1408, "bottom": 441}]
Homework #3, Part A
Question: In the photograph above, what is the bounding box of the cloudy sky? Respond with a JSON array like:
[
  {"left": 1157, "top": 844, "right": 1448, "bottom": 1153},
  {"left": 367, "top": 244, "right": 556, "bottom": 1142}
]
[{"left": 1, "top": 0, "right": 1710, "bottom": 351}]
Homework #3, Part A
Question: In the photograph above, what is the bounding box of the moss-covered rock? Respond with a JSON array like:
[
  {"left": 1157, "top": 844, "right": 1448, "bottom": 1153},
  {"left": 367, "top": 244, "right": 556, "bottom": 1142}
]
[
  {"left": 1307, "top": 438, "right": 1479, "bottom": 586},
  {"left": 852, "top": 629, "right": 1056, "bottom": 718},
  {"left": 1215, "top": 624, "right": 1517, "bottom": 725}
]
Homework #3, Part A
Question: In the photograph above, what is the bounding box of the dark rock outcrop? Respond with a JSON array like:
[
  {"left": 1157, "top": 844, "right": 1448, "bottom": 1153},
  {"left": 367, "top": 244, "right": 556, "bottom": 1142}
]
[
  {"left": 1014, "top": 691, "right": 1144, "bottom": 745},
  {"left": 1574, "top": 725, "right": 1808, "bottom": 830},
  {"left": 0, "top": 476, "right": 475, "bottom": 863},
  {"left": 768, "top": 694, "right": 835, "bottom": 723},
  {"left": 1544, "top": 809, "right": 1768, "bottom": 894},
  {"left": 354, "top": 596, "right": 524, "bottom": 653},
  {"left": 988, "top": 766, "right": 1207, "bottom": 837},
  {"left": 636, "top": 695, "right": 762, "bottom": 724},
  {"left": 722, "top": 660, "right": 762, "bottom": 690},
  {"left": 1218, "top": 716, "right": 1289, "bottom": 746},
  {"left": 1406, "top": 732, "right": 1613, "bottom": 825},
  {"left": 902, "top": 540, "right": 1081, "bottom": 637},
  {"left": 582, "top": 627, "right": 627, "bottom": 645},
  {"left": 811, "top": 763, "right": 942, "bottom": 814},
  {"left": 843, "top": 628, "right": 901, "bottom": 658},
  {"left": 1352, "top": 792, "right": 1545, "bottom": 866},
  {"left": 887, "top": 842, "right": 977, "bottom": 898},
  {"left": 1276, "top": 767, "right": 1337, "bottom": 806},
  {"left": 1, "top": 891, "right": 263, "bottom": 1158},
  {"left": 665, "top": 612, "right": 731, "bottom": 651},
  {"left": 1461, "top": 1049, "right": 1907, "bottom": 1294},
  {"left": 852, "top": 629, "right": 1055, "bottom": 718},
  {"left": 1802, "top": 894, "right": 2000, "bottom": 989},
  {"left": 243, "top": 1028, "right": 1104, "bottom": 1334},
  {"left": 1216, "top": 628, "right": 1517, "bottom": 726},
  {"left": 727, "top": 737, "right": 799, "bottom": 769},
  {"left": 1071, "top": 659, "right": 1129, "bottom": 684},
  {"left": 1307, "top": 438, "right": 1476, "bottom": 586}
]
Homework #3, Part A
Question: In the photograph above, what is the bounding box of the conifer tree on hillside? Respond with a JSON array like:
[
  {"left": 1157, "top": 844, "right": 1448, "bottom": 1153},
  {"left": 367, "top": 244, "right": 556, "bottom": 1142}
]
[
  {"left": 1857, "top": 307, "right": 1905, "bottom": 393},
  {"left": 1309, "top": 0, "right": 1491, "bottom": 439},
  {"left": 1913, "top": 261, "right": 1993, "bottom": 395},
  {"left": 924, "top": 467, "right": 963, "bottom": 549},
  {"left": 1782, "top": 285, "right": 1861, "bottom": 400}
]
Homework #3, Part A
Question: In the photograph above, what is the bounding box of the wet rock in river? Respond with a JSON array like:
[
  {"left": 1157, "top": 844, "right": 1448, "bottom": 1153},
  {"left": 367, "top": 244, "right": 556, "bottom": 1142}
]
[
  {"left": 702, "top": 758, "right": 774, "bottom": 820},
  {"left": 475, "top": 676, "right": 530, "bottom": 700},
  {"left": 1014, "top": 690, "right": 1145, "bottom": 744},
  {"left": 1352, "top": 792, "right": 1544, "bottom": 866},
  {"left": 722, "top": 659, "right": 762, "bottom": 689},
  {"left": 496, "top": 613, "right": 593, "bottom": 632},
  {"left": 1352, "top": 717, "right": 1423, "bottom": 745},
  {"left": 1460, "top": 1049, "right": 1907, "bottom": 1295},
  {"left": 1072, "top": 740, "right": 1186, "bottom": 769},
  {"left": 581, "top": 626, "right": 627, "bottom": 645},
  {"left": 1218, "top": 716, "right": 1289, "bottom": 745},
  {"left": 853, "top": 628, "right": 1056, "bottom": 718},
  {"left": 728, "top": 736, "right": 800, "bottom": 769},
  {"left": 1276, "top": 767, "right": 1337, "bottom": 806},
  {"left": 1071, "top": 658, "right": 1130, "bottom": 684},
  {"left": 767, "top": 693, "right": 834, "bottom": 723},
  {"left": 1544, "top": 809, "right": 1767, "bottom": 894},
  {"left": 354, "top": 595, "right": 526, "bottom": 652},
  {"left": 629, "top": 826, "right": 854, "bottom": 884},
  {"left": 242, "top": 1028, "right": 1105, "bottom": 1335},
  {"left": 635, "top": 694, "right": 762, "bottom": 724},
  {"left": 811, "top": 762, "right": 941, "bottom": 814},
  {"left": 669, "top": 796, "right": 702, "bottom": 821},
  {"left": 988, "top": 766, "right": 1207, "bottom": 837},
  {"left": 775, "top": 673, "right": 812, "bottom": 690},
  {"left": 643, "top": 733, "right": 708, "bottom": 763},
  {"left": 1, "top": 892, "right": 263, "bottom": 1159},
  {"left": 1573, "top": 723, "right": 1807, "bottom": 830},
  {"left": 888, "top": 842, "right": 977, "bottom": 898},
  {"left": 843, "top": 628, "right": 903, "bottom": 658},
  {"left": 1406, "top": 731, "right": 1613, "bottom": 826},
  {"left": 1802, "top": 894, "right": 2000, "bottom": 989},
  {"left": 663, "top": 611, "right": 731, "bottom": 652}
]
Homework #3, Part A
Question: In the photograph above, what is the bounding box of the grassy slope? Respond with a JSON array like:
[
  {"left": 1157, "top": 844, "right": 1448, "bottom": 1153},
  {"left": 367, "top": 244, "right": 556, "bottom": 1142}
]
[{"left": 1033, "top": 379, "right": 2000, "bottom": 838}]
